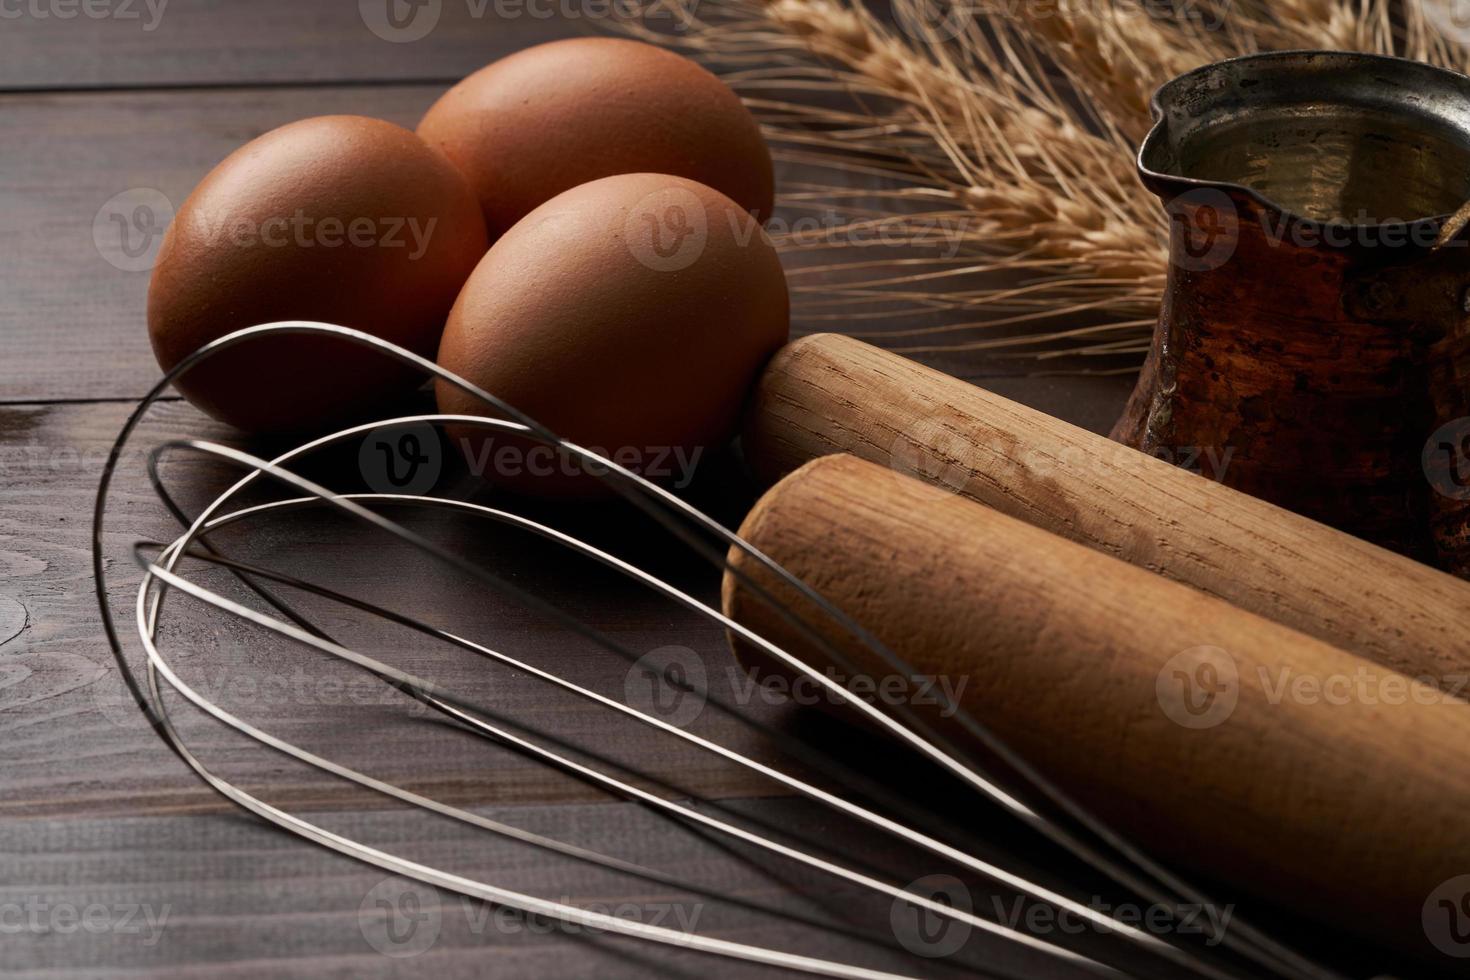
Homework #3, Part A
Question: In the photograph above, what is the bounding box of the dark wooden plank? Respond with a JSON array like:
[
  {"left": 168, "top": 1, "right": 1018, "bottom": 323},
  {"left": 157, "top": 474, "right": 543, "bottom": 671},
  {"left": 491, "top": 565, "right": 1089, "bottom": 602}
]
[
  {"left": 0, "top": 85, "right": 444, "bottom": 404},
  {"left": 0, "top": 798, "right": 1114, "bottom": 980},
  {"left": 0, "top": 397, "right": 1418, "bottom": 979},
  {"left": 0, "top": 9, "right": 1231, "bottom": 980},
  {"left": 0, "top": 394, "right": 1162, "bottom": 976},
  {"left": 2, "top": 397, "right": 853, "bottom": 817},
  {"left": 8, "top": 396, "right": 1088, "bottom": 831},
  {"left": 0, "top": 795, "right": 1416, "bottom": 979},
  {"left": 0, "top": 1, "right": 596, "bottom": 90}
]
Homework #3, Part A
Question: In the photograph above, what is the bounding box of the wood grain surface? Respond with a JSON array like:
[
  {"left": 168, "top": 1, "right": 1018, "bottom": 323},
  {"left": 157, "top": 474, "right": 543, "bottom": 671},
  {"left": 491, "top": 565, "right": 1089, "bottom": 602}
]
[
  {"left": 0, "top": 797, "right": 1145, "bottom": 980},
  {"left": 2, "top": 85, "right": 445, "bottom": 403},
  {"left": 0, "top": 4, "right": 1413, "bottom": 979},
  {"left": 0, "top": 0, "right": 585, "bottom": 90}
]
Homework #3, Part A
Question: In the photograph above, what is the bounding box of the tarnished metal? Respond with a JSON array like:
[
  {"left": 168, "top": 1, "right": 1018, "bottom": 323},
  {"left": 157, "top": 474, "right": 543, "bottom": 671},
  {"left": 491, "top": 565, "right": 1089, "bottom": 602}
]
[{"left": 1114, "top": 51, "right": 1470, "bottom": 571}]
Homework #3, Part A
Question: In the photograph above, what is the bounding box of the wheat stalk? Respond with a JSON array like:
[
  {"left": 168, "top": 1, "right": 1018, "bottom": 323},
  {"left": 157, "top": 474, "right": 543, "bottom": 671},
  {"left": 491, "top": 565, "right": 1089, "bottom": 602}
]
[
  {"left": 1004, "top": 1, "right": 1230, "bottom": 142},
  {"left": 623, "top": 0, "right": 1459, "bottom": 367}
]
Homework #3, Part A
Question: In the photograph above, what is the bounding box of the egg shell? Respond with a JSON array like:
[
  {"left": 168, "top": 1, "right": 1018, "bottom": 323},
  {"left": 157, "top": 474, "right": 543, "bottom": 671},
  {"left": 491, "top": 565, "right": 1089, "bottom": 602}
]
[
  {"left": 435, "top": 172, "right": 789, "bottom": 493},
  {"left": 147, "top": 115, "right": 488, "bottom": 433},
  {"left": 417, "top": 38, "right": 774, "bottom": 240}
]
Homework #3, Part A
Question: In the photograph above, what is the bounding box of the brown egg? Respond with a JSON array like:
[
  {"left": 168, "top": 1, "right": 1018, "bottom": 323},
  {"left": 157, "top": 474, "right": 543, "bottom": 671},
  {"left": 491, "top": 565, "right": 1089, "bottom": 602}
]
[
  {"left": 435, "top": 173, "right": 789, "bottom": 493},
  {"left": 148, "top": 115, "right": 488, "bottom": 433},
  {"left": 417, "top": 38, "right": 774, "bottom": 240}
]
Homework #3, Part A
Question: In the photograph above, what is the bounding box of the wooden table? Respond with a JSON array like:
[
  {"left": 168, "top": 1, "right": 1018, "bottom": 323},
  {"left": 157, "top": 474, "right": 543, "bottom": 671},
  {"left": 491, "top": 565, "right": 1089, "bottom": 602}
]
[{"left": 0, "top": 5, "right": 1407, "bottom": 978}]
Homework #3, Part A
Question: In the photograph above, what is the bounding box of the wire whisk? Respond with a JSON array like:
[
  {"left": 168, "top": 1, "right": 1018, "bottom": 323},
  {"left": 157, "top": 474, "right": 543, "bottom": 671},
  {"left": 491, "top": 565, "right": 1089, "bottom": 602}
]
[{"left": 92, "top": 322, "right": 1352, "bottom": 980}]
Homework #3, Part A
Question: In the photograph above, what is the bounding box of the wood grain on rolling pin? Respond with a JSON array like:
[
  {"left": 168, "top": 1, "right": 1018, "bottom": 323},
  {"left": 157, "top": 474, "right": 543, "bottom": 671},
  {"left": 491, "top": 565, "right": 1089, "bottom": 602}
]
[
  {"left": 743, "top": 334, "right": 1470, "bottom": 690},
  {"left": 723, "top": 454, "right": 1470, "bottom": 965}
]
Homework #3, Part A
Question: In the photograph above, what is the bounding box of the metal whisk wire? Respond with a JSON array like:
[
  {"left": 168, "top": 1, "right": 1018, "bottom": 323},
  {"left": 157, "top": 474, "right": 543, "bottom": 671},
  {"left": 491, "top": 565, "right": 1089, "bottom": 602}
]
[
  {"left": 137, "top": 453, "right": 1122, "bottom": 976},
  {"left": 92, "top": 322, "right": 1343, "bottom": 980},
  {"left": 134, "top": 433, "right": 1130, "bottom": 978}
]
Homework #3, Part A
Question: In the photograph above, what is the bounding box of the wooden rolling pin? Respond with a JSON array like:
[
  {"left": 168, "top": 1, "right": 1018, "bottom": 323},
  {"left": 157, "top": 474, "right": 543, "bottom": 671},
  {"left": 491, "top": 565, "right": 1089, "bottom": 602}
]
[
  {"left": 724, "top": 454, "right": 1470, "bottom": 965},
  {"left": 743, "top": 334, "right": 1470, "bottom": 690}
]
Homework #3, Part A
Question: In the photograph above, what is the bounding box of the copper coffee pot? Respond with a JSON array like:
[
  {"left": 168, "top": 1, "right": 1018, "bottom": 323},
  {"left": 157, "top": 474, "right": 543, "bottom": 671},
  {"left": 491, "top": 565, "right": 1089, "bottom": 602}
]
[{"left": 1114, "top": 51, "right": 1470, "bottom": 573}]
